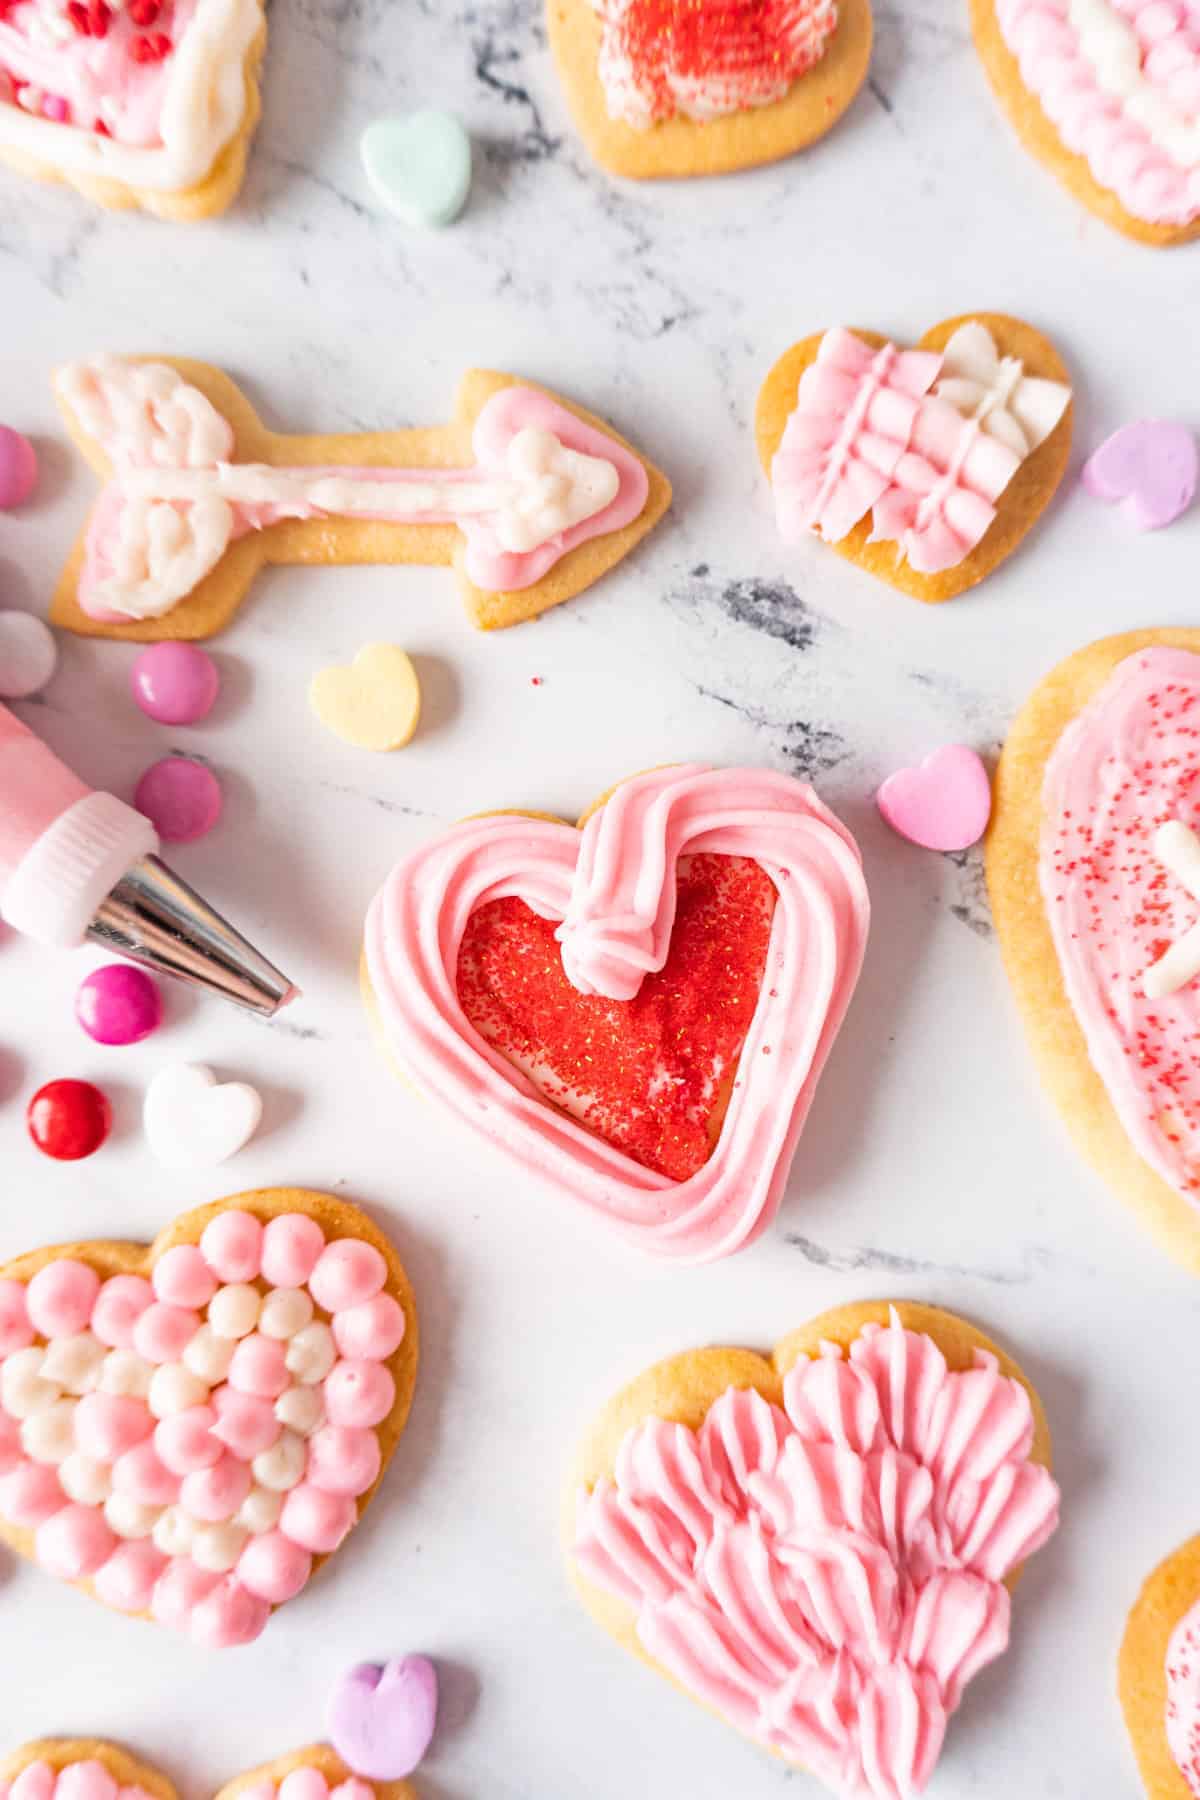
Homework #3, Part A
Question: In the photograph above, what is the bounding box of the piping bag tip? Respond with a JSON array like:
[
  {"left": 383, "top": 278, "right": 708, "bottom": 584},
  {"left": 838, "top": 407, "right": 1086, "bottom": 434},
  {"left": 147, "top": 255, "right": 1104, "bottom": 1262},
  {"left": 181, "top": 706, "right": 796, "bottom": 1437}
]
[{"left": 89, "top": 854, "right": 297, "bottom": 1019}]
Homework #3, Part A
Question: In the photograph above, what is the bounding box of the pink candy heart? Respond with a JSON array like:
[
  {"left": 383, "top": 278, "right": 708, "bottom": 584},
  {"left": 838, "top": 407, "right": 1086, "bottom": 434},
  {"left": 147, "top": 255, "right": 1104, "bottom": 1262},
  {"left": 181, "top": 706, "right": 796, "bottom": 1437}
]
[
  {"left": 1081, "top": 420, "right": 1199, "bottom": 531},
  {"left": 876, "top": 745, "right": 991, "bottom": 853},
  {"left": 328, "top": 1657, "right": 438, "bottom": 1780}
]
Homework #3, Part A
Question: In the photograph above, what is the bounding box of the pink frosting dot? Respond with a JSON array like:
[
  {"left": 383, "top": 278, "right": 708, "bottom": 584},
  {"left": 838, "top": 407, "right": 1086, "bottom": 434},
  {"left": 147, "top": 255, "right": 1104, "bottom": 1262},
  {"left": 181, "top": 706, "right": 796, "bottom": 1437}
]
[
  {"left": 188, "top": 1574, "right": 271, "bottom": 1648},
  {"left": 91, "top": 1275, "right": 154, "bottom": 1348},
  {"left": 37, "top": 1502, "right": 117, "bottom": 1578},
  {"left": 155, "top": 1405, "right": 222, "bottom": 1475},
  {"left": 134, "top": 757, "right": 222, "bottom": 845},
  {"left": 75, "top": 1392, "right": 155, "bottom": 1463},
  {"left": 279, "top": 1482, "right": 357, "bottom": 1553},
  {"left": 332, "top": 1293, "right": 406, "bottom": 1361},
  {"left": 308, "top": 1239, "right": 386, "bottom": 1313},
  {"left": 330, "top": 1783, "right": 374, "bottom": 1800},
  {"left": 0, "top": 1279, "right": 33, "bottom": 1356},
  {"left": 133, "top": 1301, "right": 201, "bottom": 1364},
  {"left": 236, "top": 1529, "right": 313, "bottom": 1603},
  {"left": 200, "top": 1210, "right": 263, "bottom": 1282},
  {"left": 0, "top": 426, "right": 37, "bottom": 510},
  {"left": 211, "top": 1387, "right": 280, "bottom": 1458},
  {"left": 26, "top": 1259, "right": 101, "bottom": 1338},
  {"left": 306, "top": 1425, "right": 380, "bottom": 1497},
  {"left": 227, "top": 1333, "right": 289, "bottom": 1399},
  {"left": 152, "top": 1245, "right": 217, "bottom": 1310},
  {"left": 0, "top": 1460, "right": 64, "bottom": 1526},
  {"left": 180, "top": 1451, "right": 251, "bottom": 1522},
  {"left": 93, "top": 1541, "right": 167, "bottom": 1614},
  {"left": 0, "top": 1411, "right": 22, "bottom": 1475},
  {"left": 10, "top": 1764, "right": 55, "bottom": 1800},
  {"left": 130, "top": 643, "right": 220, "bottom": 727},
  {"left": 111, "top": 1441, "right": 181, "bottom": 1507},
  {"left": 260, "top": 1213, "right": 325, "bottom": 1288},
  {"left": 278, "top": 1770, "right": 328, "bottom": 1800},
  {"left": 56, "top": 1770, "right": 117, "bottom": 1800},
  {"left": 323, "top": 1359, "right": 396, "bottom": 1429},
  {"left": 150, "top": 1556, "right": 219, "bottom": 1629}
]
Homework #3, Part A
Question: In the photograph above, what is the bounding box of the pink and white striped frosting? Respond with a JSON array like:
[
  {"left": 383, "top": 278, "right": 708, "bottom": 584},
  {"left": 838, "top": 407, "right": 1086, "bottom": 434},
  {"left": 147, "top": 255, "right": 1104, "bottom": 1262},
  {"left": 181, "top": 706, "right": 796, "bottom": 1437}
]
[
  {"left": 574, "top": 1311, "right": 1060, "bottom": 1800},
  {"left": 0, "top": 1208, "right": 407, "bottom": 1647},
  {"left": 995, "top": 0, "right": 1200, "bottom": 225},
  {"left": 364, "top": 764, "right": 870, "bottom": 1262}
]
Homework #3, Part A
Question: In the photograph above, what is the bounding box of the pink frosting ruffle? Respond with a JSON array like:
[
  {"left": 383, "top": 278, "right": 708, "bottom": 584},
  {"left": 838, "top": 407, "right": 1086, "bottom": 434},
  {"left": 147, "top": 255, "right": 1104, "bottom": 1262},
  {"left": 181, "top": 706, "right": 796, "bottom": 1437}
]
[{"left": 574, "top": 1312, "right": 1059, "bottom": 1800}]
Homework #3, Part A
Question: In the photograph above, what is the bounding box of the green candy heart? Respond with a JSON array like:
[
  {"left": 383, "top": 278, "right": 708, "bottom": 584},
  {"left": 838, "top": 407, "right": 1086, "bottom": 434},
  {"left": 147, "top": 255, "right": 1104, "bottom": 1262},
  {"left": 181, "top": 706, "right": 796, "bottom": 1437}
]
[{"left": 360, "top": 111, "right": 472, "bottom": 229}]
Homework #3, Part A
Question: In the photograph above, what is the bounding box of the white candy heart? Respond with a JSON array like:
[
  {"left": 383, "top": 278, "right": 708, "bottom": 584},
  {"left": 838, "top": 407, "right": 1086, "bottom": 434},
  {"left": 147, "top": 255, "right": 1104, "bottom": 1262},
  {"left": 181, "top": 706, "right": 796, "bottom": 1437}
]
[{"left": 143, "top": 1063, "right": 262, "bottom": 1170}]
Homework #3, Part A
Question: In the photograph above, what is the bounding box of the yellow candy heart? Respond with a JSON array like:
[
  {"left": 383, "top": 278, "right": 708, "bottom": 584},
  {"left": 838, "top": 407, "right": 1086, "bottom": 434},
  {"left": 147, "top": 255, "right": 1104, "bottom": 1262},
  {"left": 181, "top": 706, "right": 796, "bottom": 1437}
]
[{"left": 310, "top": 643, "right": 421, "bottom": 752}]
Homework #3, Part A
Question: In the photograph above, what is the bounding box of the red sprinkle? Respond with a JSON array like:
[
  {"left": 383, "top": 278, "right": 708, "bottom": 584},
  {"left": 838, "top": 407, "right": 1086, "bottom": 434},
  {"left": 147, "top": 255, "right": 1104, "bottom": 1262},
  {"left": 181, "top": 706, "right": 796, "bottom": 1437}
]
[
  {"left": 128, "top": 0, "right": 161, "bottom": 21},
  {"left": 457, "top": 852, "right": 776, "bottom": 1181}
]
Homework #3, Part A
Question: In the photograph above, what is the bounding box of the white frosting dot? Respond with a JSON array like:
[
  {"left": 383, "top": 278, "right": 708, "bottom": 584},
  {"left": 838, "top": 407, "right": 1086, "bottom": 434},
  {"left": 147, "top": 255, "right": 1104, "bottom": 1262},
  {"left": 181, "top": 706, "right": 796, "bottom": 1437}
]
[
  {"left": 2, "top": 1347, "right": 62, "bottom": 1418},
  {"left": 152, "top": 1505, "right": 197, "bottom": 1556},
  {"left": 191, "top": 1521, "right": 248, "bottom": 1572},
  {"left": 235, "top": 1485, "right": 283, "bottom": 1534},
  {"left": 285, "top": 1322, "right": 335, "bottom": 1384},
  {"left": 258, "top": 1288, "right": 313, "bottom": 1341},
  {"left": 208, "top": 1284, "right": 262, "bottom": 1339},
  {"left": 59, "top": 1453, "right": 113, "bottom": 1506},
  {"left": 148, "top": 1362, "right": 209, "bottom": 1418},
  {"left": 40, "top": 1331, "right": 106, "bottom": 1393},
  {"left": 274, "top": 1384, "right": 324, "bottom": 1437},
  {"left": 182, "top": 1324, "right": 235, "bottom": 1383},
  {"left": 251, "top": 1429, "right": 306, "bottom": 1492},
  {"left": 105, "top": 1494, "right": 163, "bottom": 1539},
  {"left": 98, "top": 1348, "right": 153, "bottom": 1398},
  {"left": 20, "top": 1399, "right": 77, "bottom": 1464}
]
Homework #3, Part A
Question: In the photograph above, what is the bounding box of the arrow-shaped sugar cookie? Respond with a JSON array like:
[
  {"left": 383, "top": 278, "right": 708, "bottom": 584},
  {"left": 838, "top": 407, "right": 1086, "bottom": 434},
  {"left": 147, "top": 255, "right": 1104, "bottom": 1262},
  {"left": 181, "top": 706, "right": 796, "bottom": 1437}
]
[{"left": 50, "top": 356, "right": 671, "bottom": 640}]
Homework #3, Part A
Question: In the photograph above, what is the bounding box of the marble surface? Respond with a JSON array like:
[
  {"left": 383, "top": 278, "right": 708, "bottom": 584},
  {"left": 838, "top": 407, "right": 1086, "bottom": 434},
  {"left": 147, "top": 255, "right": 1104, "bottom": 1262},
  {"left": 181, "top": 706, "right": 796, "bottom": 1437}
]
[{"left": 1, "top": 1, "right": 1200, "bottom": 1795}]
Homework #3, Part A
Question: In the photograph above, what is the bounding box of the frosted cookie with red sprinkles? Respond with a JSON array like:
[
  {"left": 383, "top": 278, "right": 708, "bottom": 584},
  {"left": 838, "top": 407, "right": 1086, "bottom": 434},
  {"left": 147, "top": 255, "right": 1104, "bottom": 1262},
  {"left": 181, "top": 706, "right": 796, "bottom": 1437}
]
[
  {"left": 363, "top": 763, "right": 869, "bottom": 1262},
  {"left": 988, "top": 629, "right": 1200, "bottom": 1272},
  {"left": 0, "top": 0, "right": 266, "bottom": 218},
  {"left": 1121, "top": 1535, "right": 1200, "bottom": 1797},
  {"left": 546, "top": 0, "right": 872, "bottom": 179}
]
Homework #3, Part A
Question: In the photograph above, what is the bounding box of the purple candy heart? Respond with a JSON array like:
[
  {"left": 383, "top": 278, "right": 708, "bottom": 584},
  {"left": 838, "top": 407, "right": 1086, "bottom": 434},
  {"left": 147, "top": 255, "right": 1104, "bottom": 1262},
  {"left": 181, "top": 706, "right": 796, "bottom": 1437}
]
[
  {"left": 1081, "top": 419, "right": 1199, "bottom": 531},
  {"left": 328, "top": 1657, "right": 438, "bottom": 1780}
]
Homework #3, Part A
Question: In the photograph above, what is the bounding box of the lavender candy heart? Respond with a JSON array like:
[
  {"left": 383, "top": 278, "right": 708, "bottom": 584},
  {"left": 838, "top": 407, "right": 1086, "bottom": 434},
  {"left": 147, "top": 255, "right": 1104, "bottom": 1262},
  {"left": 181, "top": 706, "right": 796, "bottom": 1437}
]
[
  {"left": 328, "top": 1657, "right": 438, "bottom": 1780},
  {"left": 1081, "top": 420, "right": 1199, "bottom": 531}
]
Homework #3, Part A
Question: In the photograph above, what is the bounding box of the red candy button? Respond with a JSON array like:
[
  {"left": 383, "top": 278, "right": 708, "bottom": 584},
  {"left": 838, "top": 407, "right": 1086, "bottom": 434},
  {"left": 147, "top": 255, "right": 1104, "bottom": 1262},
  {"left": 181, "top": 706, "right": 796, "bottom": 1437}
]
[{"left": 26, "top": 1079, "right": 112, "bottom": 1160}]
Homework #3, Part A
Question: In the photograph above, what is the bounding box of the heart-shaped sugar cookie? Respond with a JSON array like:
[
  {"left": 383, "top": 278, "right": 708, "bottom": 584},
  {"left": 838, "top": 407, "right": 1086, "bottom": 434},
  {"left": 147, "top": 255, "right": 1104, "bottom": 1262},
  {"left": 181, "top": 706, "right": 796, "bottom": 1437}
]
[
  {"left": 363, "top": 764, "right": 869, "bottom": 1262},
  {"left": 565, "top": 1300, "right": 1059, "bottom": 1799},
  {"left": 546, "top": 0, "right": 873, "bottom": 179},
  {"left": 987, "top": 628, "right": 1200, "bottom": 1273},
  {"left": 310, "top": 646, "right": 422, "bottom": 752},
  {"left": 0, "top": 1742, "right": 418, "bottom": 1800},
  {"left": 1120, "top": 1536, "right": 1200, "bottom": 1798},
  {"left": 0, "top": 1189, "right": 418, "bottom": 1646},
  {"left": 970, "top": 0, "right": 1200, "bottom": 248},
  {"left": 757, "top": 312, "right": 1073, "bottom": 602}
]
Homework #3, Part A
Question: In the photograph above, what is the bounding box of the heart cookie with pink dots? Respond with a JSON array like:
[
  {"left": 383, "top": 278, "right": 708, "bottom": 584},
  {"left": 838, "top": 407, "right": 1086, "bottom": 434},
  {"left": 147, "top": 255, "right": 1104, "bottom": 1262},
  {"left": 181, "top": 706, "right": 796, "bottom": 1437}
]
[
  {"left": 0, "top": 1189, "right": 418, "bottom": 1647},
  {"left": 0, "top": 1741, "right": 419, "bottom": 1800}
]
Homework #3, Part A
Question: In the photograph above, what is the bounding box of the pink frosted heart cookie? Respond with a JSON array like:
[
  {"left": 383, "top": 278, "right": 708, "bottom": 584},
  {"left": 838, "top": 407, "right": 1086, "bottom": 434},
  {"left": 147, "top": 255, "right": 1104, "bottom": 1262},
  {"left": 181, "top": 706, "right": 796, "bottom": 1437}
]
[
  {"left": 0, "top": 1189, "right": 418, "bottom": 1645},
  {"left": 877, "top": 745, "right": 992, "bottom": 852},
  {"left": 989, "top": 630, "right": 1200, "bottom": 1271},
  {"left": 363, "top": 763, "right": 870, "bottom": 1262},
  {"left": 566, "top": 1300, "right": 1059, "bottom": 1799}
]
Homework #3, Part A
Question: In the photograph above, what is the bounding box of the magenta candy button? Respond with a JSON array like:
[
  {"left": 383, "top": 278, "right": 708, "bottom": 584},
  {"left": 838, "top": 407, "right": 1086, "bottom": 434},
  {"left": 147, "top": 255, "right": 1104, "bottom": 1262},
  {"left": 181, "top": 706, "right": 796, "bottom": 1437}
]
[
  {"left": 131, "top": 644, "right": 220, "bottom": 725},
  {"left": 134, "top": 757, "right": 222, "bottom": 844},
  {"left": 76, "top": 964, "right": 163, "bottom": 1046},
  {"left": 0, "top": 427, "right": 37, "bottom": 510}
]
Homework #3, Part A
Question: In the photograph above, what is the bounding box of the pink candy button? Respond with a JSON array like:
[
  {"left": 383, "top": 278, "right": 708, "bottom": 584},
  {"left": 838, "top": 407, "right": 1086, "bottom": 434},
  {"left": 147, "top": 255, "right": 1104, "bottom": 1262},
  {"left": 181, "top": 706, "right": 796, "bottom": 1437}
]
[
  {"left": 134, "top": 757, "right": 222, "bottom": 844},
  {"left": 76, "top": 964, "right": 163, "bottom": 1046},
  {"left": 0, "top": 426, "right": 37, "bottom": 509},
  {"left": 130, "top": 643, "right": 220, "bottom": 725}
]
